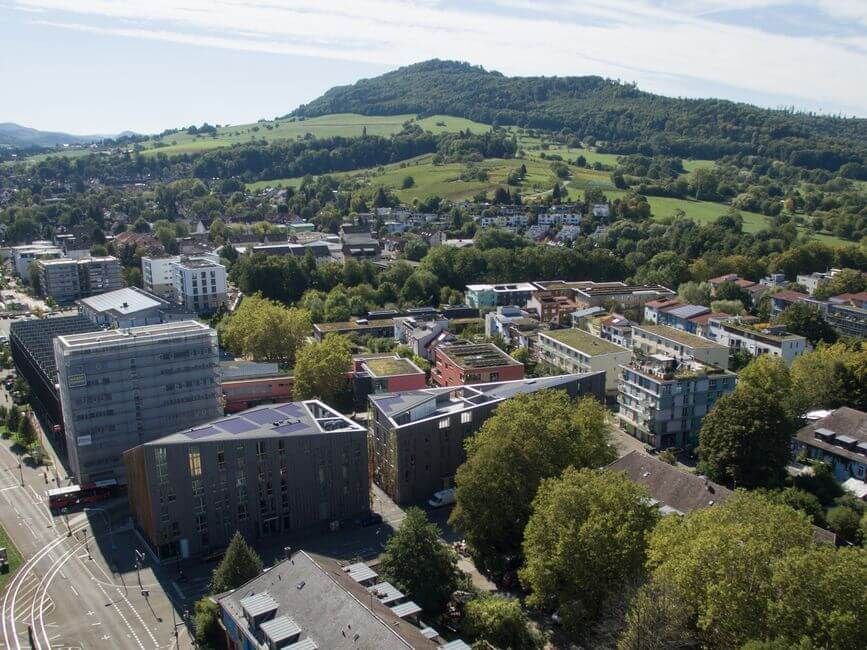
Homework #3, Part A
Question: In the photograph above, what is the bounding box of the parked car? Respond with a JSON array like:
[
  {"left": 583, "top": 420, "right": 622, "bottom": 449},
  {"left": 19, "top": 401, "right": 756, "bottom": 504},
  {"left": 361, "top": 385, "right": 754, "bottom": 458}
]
[{"left": 428, "top": 488, "right": 456, "bottom": 508}]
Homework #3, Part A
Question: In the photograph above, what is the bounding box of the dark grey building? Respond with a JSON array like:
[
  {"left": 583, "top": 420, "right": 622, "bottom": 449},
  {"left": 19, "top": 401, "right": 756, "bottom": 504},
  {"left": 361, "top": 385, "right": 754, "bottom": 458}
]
[
  {"left": 124, "top": 401, "right": 370, "bottom": 560},
  {"left": 9, "top": 315, "right": 100, "bottom": 427},
  {"left": 54, "top": 321, "right": 222, "bottom": 484},
  {"left": 368, "top": 373, "right": 606, "bottom": 504}
]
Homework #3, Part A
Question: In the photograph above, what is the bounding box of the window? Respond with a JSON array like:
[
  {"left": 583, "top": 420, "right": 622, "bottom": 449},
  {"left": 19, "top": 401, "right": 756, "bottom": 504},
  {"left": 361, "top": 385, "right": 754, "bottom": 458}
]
[
  {"left": 188, "top": 448, "right": 202, "bottom": 478},
  {"left": 216, "top": 445, "right": 225, "bottom": 470},
  {"left": 438, "top": 417, "right": 450, "bottom": 429},
  {"left": 461, "top": 411, "right": 472, "bottom": 424}
]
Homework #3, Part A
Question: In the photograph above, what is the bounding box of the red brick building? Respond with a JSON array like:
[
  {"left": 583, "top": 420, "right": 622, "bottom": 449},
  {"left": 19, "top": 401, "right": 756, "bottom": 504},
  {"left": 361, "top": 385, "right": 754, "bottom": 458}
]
[{"left": 431, "top": 342, "right": 524, "bottom": 387}]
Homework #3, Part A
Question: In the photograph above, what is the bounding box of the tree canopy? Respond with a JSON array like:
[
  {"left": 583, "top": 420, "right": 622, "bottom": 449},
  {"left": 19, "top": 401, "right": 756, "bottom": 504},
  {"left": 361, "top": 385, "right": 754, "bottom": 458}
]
[
  {"left": 220, "top": 294, "right": 311, "bottom": 364},
  {"left": 211, "top": 531, "right": 263, "bottom": 594},
  {"left": 450, "top": 392, "right": 614, "bottom": 576},
  {"left": 520, "top": 468, "right": 659, "bottom": 637},
  {"left": 291, "top": 334, "right": 352, "bottom": 405},
  {"left": 379, "top": 507, "right": 461, "bottom": 613}
]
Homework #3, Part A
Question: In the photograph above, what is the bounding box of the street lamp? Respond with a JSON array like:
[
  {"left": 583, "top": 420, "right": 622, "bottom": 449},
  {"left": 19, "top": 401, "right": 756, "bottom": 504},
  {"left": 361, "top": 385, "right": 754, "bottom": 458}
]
[
  {"left": 134, "top": 548, "right": 146, "bottom": 595},
  {"left": 61, "top": 507, "right": 71, "bottom": 537}
]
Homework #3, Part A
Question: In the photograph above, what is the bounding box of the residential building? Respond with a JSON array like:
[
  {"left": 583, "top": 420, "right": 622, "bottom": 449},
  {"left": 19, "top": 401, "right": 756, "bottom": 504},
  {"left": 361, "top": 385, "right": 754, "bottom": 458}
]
[
  {"left": 609, "top": 451, "right": 836, "bottom": 544},
  {"left": 124, "top": 401, "right": 369, "bottom": 560},
  {"left": 465, "top": 283, "right": 537, "bottom": 309},
  {"left": 598, "top": 314, "right": 633, "bottom": 347},
  {"left": 12, "top": 243, "right": 63, "bottom": 279},
  {"left": 313, "top": 319, "right": 395, "bottom": 342},
  {"left": 537, "top": 328, "right": 633, "bottom": 393},
  {"left": 617, "top": 354, "right": 737, "bottom": 450},
  {"left": 572, "top": 283, "right": 675, "bottom": 308},
  {"left": 55, "top": 321, "right": 222, "bottom": 484},
  {"left": 35, "top": 257, "right": 123, "bottom": 303},
  {"left": 250, "top": 242, "right": 332, "bottom": 265},
  {"left": 485, "top": 306, "right": 544, "bottom": 349},
  {"left": 708, "top": 273, "right": 757, "bottom": 296},
  {"left": 525, "top": 224, "right": 548, "bottom": 241},
  {"left": 341, "top": 232, "right": 381, "bottom": 259},
  {"left": 431, "top": 342, "right": 524, "bottom": 387},
  {"left": 792, "top": 407, "right": 867, "bottom": 483},
  {"left": 708, "top": 316, "right": 807, "bottom": 365},
  {"left": 770, "top": 290, "right": 809, "bottom": 317},
  {"left": 555, "top": 224, "right": 582, "bottom": 242},
  {"left": 796, "top": 269, "right": 842, "bottom": 295},
  {"left": 172, "top": 257, "right": 228, "bottom": 314},
  {"left": 368, "top": 374, "right": 605, "bottom": 503},
  {"left": 9, "top": 315, "right": 100, "bottom": 426},
  {"left": 760, "top": 272, "right": 787, "bottom": 288},
  {"left": 607, "top": 451, "right": 732, "bottom": 514},
  {"left": 220, "top": 361, "right": 295, "bottom": 414},
  {"left": 570, "top": 306, "right": 606, "bottom": 329},
  {"left": 526, "top": 290, "right": 577, "bottom": 324},
  {"left": 643, "top": 298, "right": 683, "bottom": 325},
  {"left": 216, "top": 552, "right": 440, "bottom": 650},
  {"left": 352, "top": 355, "right": 427, "bottom": 396},
  {"left": 77, "top": 286, "right": 194, "bottom": 329},
  {"left": 592, "top": 203, "right": 610, "bottom": 218},
  {"left": 141, "top": 256, "right": 181, "bottom": 298},
  {"left": 632, "top": 324, "right": 730, "bottom": 369},
  {"left": 822, "top": 296, "right": 867, "bottom": 338},
  {"left": 393, "top": 317, "right": 449, "bottom": 360},
  {"left": 656, "top": 304, "right": 710, "bottom": 334}
]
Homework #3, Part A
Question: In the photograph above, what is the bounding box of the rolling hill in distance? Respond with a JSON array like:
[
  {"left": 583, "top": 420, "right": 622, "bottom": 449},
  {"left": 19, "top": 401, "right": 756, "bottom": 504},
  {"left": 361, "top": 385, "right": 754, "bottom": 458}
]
[{"left": 0, "top": 122, "right": 136, "bottom": 148}]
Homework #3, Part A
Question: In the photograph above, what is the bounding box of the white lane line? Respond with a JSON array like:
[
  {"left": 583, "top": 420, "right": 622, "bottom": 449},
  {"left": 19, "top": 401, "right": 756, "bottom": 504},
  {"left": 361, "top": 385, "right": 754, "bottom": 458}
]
[
  {"left": 69, "top": 586, "right": 78, "bottom": 597},
  {"left": 0, "top": 486, "right": 19, "bottom": 492}
]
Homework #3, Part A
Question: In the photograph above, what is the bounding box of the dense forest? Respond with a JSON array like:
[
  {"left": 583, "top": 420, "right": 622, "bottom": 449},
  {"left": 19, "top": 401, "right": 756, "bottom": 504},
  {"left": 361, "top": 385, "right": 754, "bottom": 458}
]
[{"left": 294, "top": 60, "right": 867, "bottom": 168}]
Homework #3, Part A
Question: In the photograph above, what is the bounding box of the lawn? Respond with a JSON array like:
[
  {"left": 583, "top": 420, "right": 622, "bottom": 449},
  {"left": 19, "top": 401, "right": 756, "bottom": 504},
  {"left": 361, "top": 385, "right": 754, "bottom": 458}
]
[
  {"left": 0, "top": 522, "right": 22, "bottom": 593},
  {"left": 140, "top": 113, "right": 491, "bottom": 157}
]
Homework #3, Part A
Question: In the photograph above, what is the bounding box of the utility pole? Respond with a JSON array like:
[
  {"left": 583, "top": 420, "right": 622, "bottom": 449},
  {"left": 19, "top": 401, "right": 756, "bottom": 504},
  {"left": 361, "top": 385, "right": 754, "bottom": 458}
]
[{"left": 134, "top": 548, "right": 146, "bottom": 595}]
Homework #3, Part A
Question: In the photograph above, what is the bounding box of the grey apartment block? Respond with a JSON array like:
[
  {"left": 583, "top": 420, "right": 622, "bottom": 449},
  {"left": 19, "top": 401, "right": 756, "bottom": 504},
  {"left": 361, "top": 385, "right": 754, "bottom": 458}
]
[
  {"left": 54, "top": 321, "right": 222, "bottom": 484},
  {"left": 124, "top": 401, "right": 369, "bottom": 560},
  {"left": 368, "top": 373, "right": 605, "bottom": 504},
  {"left": 36, "top": 257, "right": 122, "bottom": 303}
]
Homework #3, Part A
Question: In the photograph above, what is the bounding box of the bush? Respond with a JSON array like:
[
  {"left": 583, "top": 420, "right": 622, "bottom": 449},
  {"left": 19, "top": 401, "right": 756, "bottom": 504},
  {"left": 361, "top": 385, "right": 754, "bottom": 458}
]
[
  {"left": 463, "top": 595, "right": 539, "bottom": 649},
  {"left": 193, "top": 598, "right": 222, "bottom": 649}
]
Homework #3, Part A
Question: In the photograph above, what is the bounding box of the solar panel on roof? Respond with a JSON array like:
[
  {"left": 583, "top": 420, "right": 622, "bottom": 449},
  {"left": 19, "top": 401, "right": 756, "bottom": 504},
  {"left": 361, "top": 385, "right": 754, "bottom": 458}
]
[
  {"left": 216, "top": 418, "right": 258, "bottom": 434},
  {"left": 276, "top": 404, "right": 305, "bottom": 417},
  {"left": 244, "top": 408, "right": 285, "bottom": 425},
  {"left": 184, "top": 426, "right": 219, "bottom": 440},
  {"left": 274, "top": 422, "right": 309, "bottom": 435}
]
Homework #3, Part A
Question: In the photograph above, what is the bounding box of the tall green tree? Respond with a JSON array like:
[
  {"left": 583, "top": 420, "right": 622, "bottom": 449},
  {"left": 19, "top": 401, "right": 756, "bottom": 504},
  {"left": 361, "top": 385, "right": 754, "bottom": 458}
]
[
  {"left": 789, "top": 342, "right": 867, "bottom": 413},
  {"left": 450, "top": 393, "right": 614, "bottom": 576},
  {"left": 767, "top": 546, "right": 867, "bottom": 650},
  {"left": 463, "top": 595, "right": 539, "bottom": 650},
  {"left": 777, "top": 302, "right": 837, "bottom": 345},
  {"left": 698, "top": 384, "right": 793, "bottom": 488},
  {"left": 292, "top": 334, "right": 352, "bottom": 405},
  {"left": 221, "top": 294, "right": 311, "bottom": 364},
  {"left": 211, "top": 531, "right": 263, "bottom": 594},
  {"left": 520, "top": 468, "right": 659, "bottom": 637},
  {"left": 645, "top": 492, "right": 813, "bottom": 649},
  {"left": 379, "top": 507, "right": 460, "bottom": 614}
]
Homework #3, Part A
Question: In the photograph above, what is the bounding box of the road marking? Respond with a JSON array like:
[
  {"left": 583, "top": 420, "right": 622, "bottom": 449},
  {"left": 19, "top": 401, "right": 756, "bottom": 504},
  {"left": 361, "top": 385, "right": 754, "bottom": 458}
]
[
  {"left": 0, "top": 486, "right": 19, "bottom": 492},
  {"left": 69, "top": 587, "right": 78, "bottom": 597}
]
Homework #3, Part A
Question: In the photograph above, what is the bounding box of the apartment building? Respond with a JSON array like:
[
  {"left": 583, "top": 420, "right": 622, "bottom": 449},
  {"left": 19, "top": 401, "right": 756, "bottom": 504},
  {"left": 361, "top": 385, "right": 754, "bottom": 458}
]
[
  {"left": 618, "top": 354, "right": 737, "bottom": 450},
  {"left": 631, "top": 324, "right": 730, "bottom": 369},
  {"left": 708, "top": 317, "right": 807, "bottom": 365},
  {"left": 537, "top": 328, "right": 632, "bottom": 393},
  {"left": 55, "top": 321, "right": 222, "bottom": 484},
  {"left": 216, "top": 552, "right": 441, "bottom": 650},
  {"left": 141, "top": 256, "right": 180, "bottom": 298},
  {"left": 792, "top": 407, "right": 867, "bottom": 484},
  {"left": 526, "top": 290, "right": 578, "bottom": 324},
  {"left": 12, "top": 243, "right": 63, "bottom": 279},
  {"left": 353, "top": 356, "right": 427, "bottom": 395},
  {"left": 124, "top": 401, "right": 368, "bottom": 560},
  {"left": 431, "top": 342, "right": 524, "bottom": 387},
  {"left": 465, "top": 283, "right": 538, "bottom": 309},
  {"left": 34, "top": 257, "right": 123, "bottom": 303},
  {"left": 172, "top": 257, "right": 228, "bottom": 313},
  {"left": 368, "top": 374, "right": 605, "bottom": 504},
  {"left": 77, "top": 286, "right": 194, "bottom": 329},
  {"left": 572, "top": 283, "right": 675, "bottom": 308}
]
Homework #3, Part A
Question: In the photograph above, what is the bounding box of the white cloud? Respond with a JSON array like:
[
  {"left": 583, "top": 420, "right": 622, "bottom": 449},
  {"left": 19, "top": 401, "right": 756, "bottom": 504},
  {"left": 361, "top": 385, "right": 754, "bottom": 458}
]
[{"left": 12, "top": 0, "right": 867, "bottom": 115}]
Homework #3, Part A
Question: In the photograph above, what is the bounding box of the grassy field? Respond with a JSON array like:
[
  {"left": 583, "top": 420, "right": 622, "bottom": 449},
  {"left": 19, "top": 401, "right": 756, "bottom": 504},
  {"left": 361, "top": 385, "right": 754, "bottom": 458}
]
[
  {"left": 0, "top": 522, "right": 22, "bottom": 593},
  {"left": 140, "top": 113, "right": 490, "bottom": 156}
]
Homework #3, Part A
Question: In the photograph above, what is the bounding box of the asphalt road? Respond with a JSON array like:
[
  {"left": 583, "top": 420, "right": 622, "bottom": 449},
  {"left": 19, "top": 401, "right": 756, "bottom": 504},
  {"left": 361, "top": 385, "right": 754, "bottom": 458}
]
[{"left": 0, "top": 409, "right": 193, "bottom": 649}]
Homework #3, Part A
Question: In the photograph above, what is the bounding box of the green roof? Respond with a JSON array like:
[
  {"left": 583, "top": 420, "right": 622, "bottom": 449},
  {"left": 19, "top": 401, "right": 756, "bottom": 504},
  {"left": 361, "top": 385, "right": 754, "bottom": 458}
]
[
  {"left": 364, "top": 357, "right": 421, "bottom": 377},
  {"left": 314, "top": 319, "right": 394, "bottom": 332},
  {"left": 634, "top": 325, "right": 725, "bottom": 349},
  {"left": 541, "top": 328, "right": 629, "bottom": 355}
]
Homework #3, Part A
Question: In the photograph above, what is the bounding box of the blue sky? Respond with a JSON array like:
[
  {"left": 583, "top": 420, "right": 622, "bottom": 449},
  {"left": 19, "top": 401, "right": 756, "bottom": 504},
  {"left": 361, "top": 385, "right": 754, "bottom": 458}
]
[{"left": 1, "top": 0, "right": 865, "bottom": 135}]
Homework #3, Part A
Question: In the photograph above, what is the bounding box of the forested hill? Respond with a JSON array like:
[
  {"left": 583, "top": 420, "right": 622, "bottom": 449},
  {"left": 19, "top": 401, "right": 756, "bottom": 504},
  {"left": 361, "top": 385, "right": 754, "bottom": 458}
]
[{"left": 293, "top": 60, "right": 867, "bottom": 168}]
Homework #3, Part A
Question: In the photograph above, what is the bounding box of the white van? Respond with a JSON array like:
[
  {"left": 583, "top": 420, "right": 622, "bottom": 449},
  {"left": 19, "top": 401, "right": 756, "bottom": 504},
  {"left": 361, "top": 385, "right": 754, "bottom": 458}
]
[{"left": 427, "top": 488, "right": 456, "bottom": 508}]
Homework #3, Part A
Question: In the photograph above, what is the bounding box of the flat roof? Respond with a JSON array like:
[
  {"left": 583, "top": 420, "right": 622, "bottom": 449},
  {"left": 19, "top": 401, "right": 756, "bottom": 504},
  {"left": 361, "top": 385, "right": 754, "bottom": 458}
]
[
  {"left": 437, "top": 342, "right": 520, "bottom": 369},
  {"left": 9, "top": 315, "right": 100, "bottom": 379},
  {"left": 314, "top": 319, "right": 394, "bottom": 333},
  {"left": 541, "top": 328, "right": 629, "bottom": 355},
  {"left": 177, "top": 257, "right": 222, "bottom": 269},
  {"left": 56, "top": 320, "right": 211, "bottom": 350},
  {"left": 363, "top": 357, "right": 422, "bottom": 378},
  {"left": 141, "top": 400, "right": 365, "bottom": 446},
  {"left": 78, "top": 286, "right": 164, "bottom": 315},
  {"left": 633, "top": 324, "right": 726, "bottom": 349}
]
